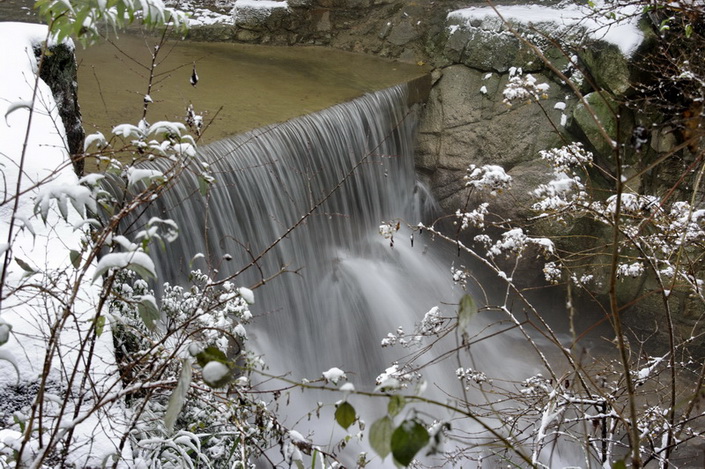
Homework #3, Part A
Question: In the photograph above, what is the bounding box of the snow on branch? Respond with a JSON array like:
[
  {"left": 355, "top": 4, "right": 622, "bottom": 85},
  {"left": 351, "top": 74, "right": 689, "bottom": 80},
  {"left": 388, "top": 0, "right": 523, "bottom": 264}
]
[
  {"left": 465, "top": 164, "right": 512, "bottom": 195},
  {"left": 503, "top": 68, "right": 550, "bottom": 104}
]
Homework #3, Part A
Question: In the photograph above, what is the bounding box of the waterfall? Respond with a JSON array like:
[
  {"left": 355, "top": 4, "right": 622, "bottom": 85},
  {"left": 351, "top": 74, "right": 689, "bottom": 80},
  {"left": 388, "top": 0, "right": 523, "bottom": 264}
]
[
  {"left": 142, "top": 85, "right": 466, "bottom": 382},
  {"left": 134, "top": 84, "right": 565, "bottom": 466}
]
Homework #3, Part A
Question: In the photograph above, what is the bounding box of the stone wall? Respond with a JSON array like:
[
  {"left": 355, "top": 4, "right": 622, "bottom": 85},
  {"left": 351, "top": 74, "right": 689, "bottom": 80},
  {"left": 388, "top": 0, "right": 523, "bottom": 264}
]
[{"left": 186, "top": 0, "right": 472, "bottom": 62}]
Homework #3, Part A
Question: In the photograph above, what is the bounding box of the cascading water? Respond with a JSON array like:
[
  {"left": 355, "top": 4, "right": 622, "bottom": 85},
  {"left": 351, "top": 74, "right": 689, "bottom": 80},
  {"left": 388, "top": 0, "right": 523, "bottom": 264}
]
[
  {"left": 132, "top": 84, "right": 582, "bottom": 466},
  {"left": 143, "top": 85, "right": 466, "bottom": 383}
]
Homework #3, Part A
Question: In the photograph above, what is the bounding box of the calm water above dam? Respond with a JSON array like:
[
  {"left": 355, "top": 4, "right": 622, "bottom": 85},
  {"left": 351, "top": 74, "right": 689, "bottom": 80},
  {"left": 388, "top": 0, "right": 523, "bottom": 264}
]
[{"left": 76, "top": 32, "right": 428, "bottom": 144}]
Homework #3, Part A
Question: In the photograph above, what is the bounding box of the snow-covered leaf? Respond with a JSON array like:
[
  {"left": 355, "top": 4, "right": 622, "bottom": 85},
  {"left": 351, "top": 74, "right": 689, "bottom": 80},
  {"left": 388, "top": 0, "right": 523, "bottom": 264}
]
[
  {"left": 92, "top": 251, "right": 156, "bottom": 282},
  {"left": 83, "top": 131, "right": 107, "bottom": 151},
  {"left": 4, "top": 100, "right": 32, "bottom": 123},
  {"left": 322, "top": 367, "right": 346, "bottom": 384},
  {"left": 126, "top": 167, "right": 165, "bottom": 189},
  {"left": 202, "top": 361, "right": 231, "bottom": 388},
  {"left": 198, "top": 172, "right": 212, "bottom": 196},
  {"left": 189, "top": 252, "right": 205, "bottom": 268},
  {"left": 0, "top": 349, "right": 20, "bottom": 385},
  {"left": 171, "top": 142, "right": 196, "bottom": 157},
  {"left": 35, "top": 183, "right": 97, "bottom": 222},
  {"left": 0, "top": 322, "right": 12, "bottom": 346},
  {"left": 136, "top": 294, "right": 160, "bottom": 330},
  {"left": 15, "top": 215, "right": 36, "bottom": 239},
  {"left": 78, "top": 173, "right": 105, "bottom": 186},
  {"left": 147, "top": 121, "right": 186, "bottom": 139},
  {"left": 112, "top": 123, "right": 143, "bottom": 139},
  {"left": 238, "top": 287, "right": 255, "bottom": 304},
  {"left": 195, "top": 346, "right": 228, "bottom": 368},
  {"left": 196, "top": 347, "right": 233, "bottom": 387},
  {"left": 164, "top": 359, "right": 192, "bottom": 435},
  {"left": 376, "top": 365, "right": 402, "bottom": 392}
]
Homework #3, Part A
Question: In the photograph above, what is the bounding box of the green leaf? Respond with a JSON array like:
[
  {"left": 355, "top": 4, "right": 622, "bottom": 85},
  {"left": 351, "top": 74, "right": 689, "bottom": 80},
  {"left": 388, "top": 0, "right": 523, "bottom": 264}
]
[
  {"left": 195, "top": 346, "right": 229, "bottom": 368},
  {"left": 391, "top": 420, "right": 430, "bottom": 466},
  {"left": 15, "top": 257, "right": 36, "bottom": 274},
  {"left": 137, "top": 295, "right": 160, "bottom": 331},
  {"left": 612, "top": 461, "right": 627, "bottom": 469},
  {"left": 13, "top": 413, "right": 25, "bottom": 432},
  {"left": 95, "top": 315, "right": 106, "bottom": 337},
  {"left": 369, "top": 416, "right": 393, "bottom": 460},
  {"left": 388, "top": 395, "right": 406, "bottom": 417},
  {"left": 457, "top": 294, "right": 477, "bottom": 333},
  {"left": 164, "top": 359, "right": 192, "bottom": 435},
  {"left": 198, "top": 174, "right": 211, "bottom": 196},
  {"left": 685, "top": 24, "right": 694, "bottom": 38},
  {"left": 70, "top": 250, "right": 81, "bottom": 269},
  {"left": 391, "top": 419, "right": 430, "bottom": 466},
  {"left": 335, "top": 401, "right": 356, "bottom": 430}
]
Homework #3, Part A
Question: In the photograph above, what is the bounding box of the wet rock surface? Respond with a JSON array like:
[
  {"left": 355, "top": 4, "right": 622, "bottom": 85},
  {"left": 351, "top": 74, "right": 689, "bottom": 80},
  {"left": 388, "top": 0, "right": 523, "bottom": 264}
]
[{"left": 36, "top": 42, "right": 85, "bottom": 175}]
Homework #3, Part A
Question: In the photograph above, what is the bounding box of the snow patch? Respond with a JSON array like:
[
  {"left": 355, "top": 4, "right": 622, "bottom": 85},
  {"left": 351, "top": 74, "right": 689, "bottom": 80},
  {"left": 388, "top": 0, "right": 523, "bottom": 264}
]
[
  {"left": 0, "top": 22, "right": 126, "bottom": 467},
  {"left": 238, "top": 286, "right": 255, "bottom": 304},
  {"left": 447, "top": 2, "right": 644, "bottom": 56},
  {"left": 202, "top": 361, "right": 231, "bottom": 385},
  {"left": 232, "top": 0, "right": 289, "bottom": 24},
  {"left": 322, "top": 367, "right": 347, "bottom": 384}
]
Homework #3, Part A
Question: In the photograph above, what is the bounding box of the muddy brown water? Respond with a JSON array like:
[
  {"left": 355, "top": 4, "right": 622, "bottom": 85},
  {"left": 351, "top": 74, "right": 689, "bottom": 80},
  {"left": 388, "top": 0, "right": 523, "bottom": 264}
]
[{"left": 76, "top": 32, "right": 428, "bottom": 147}]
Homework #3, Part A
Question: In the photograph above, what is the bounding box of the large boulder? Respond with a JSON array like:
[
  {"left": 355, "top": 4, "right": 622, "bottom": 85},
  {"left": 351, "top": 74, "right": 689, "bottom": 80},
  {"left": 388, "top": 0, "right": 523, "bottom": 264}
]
[
  {"left": 416, "top": 64, "right": 564, "bottom": 214},
  {"left": 442, "top": 16, "right": 543, "bottom": 73}
]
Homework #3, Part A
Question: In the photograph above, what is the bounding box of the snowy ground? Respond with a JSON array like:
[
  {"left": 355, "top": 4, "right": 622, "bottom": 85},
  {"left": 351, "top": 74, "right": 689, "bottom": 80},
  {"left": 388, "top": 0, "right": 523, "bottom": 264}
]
[{"left": 0, "top": 22, "right": 125, "bottom": 467}]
